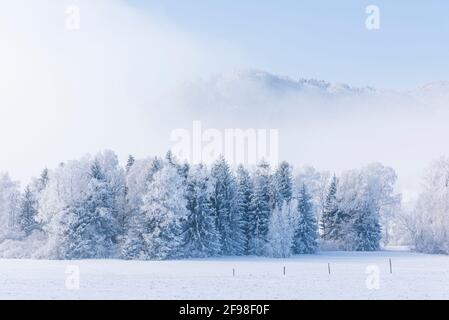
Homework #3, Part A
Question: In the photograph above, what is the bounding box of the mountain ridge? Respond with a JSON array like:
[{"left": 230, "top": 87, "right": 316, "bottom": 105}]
[{"left": 192, "top": 69, "right": 449, "bottom": 98}]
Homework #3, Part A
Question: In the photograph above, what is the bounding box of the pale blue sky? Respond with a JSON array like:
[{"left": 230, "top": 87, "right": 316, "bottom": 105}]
[
  {"left": 129, "top": 0, "right": 449, "bottom": 89},
  {"left": 0, "top": 0, "right": 447, "bottom": 186}
]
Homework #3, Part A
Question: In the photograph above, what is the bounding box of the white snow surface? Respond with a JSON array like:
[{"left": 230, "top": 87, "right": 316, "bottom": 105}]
[{"left": 1, "top": 248, "right": 448, "bottom": 300}]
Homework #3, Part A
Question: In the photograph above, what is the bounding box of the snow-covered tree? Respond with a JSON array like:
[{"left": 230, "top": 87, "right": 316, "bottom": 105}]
[
  {"left": 38, "top": 159, "right": 92, "bottom": 258},
  {"left": 165, "top": 150, "right": 177, "bottom": 167},
  {"left": 126, "top": 155, "right": 135, "bottom": 173},
  {"left": 247, "top": 161, "right": 272, "bottom": 255},
  {"left": 38, "top": 151, "right": 126, "bottom": 259},
  {"left": 411, "top": 157, "right": 449, "bottom": 254},
  {"left": 93, "top": 151, "right": 127, "bottom": 239},
  {"left": 165, "top": 150, "right": 189, "bottom": 180},
  {"left": 266, "top": 201, "right": 295, "bottom": 258},
  {"left": 36, "top": 168, "right": 50, "bottom": 192},
  {"left": 0, "top": 147, "right": 405, "bottom": 259},
  {"left": 139, "top": 163, "right": 188, "bottom": 260},
  {"left": 293, "top": 184, "right": 318, "bottom": 254},
  {"left": 121, "top": 157, "right": 155, "bottom": 259},
  {"left": 344, "top": 198, "right": 381, "bottom": 251},
  {"left": 297, "top": 166, "right": 331, "bottom": 223},
  {"left": 149, "top": 157, "right": 164, "bottom": 180},
  {"left": 320, "top": 175, "right": 344, "bottom": 241},
  {"left": 210, "top": 156, "right": 244, "bottom": 255},
  {"left": 271, "top": 161, "right": 293, "bottom": 208},
  {"left": 18, "top": 168, "right": 50, "bottom": 237},
  {"left": 236, "top": 165, "right": 254, "bottom": 254},
  {"left": 120, "top": 215, "right": 146, "bottom": 260},
  {"left": 65, "top": 154, "right": 125, "bottom": 258},
  {"left": 337, "top": 163, "right": 396, "bottom": 251},
  {"left": 0, "top": 173, "right": 21, "bottom": 239},
  {"left": 362, "top": 163, "right": 401, "bottom": 245},
  {"left": 18, "top": 186, "right": 39, "bottom": 236},
  {"left": 182, "top": 164, "right": 220, "bottom": 257}
]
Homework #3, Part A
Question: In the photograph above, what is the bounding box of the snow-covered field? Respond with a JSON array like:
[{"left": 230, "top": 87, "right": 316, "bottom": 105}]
[{"left": 1, "top": 248, "right": 448, "bottom": 299}]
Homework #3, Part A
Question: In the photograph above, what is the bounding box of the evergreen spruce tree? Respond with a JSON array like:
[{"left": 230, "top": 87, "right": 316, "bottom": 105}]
[
  {"left": 165, "top": 150, "right": 177, "bottom": 166},
  {"left": 140, "top": 164, "right": 188, "bottom": 260},
  {"left": 346, "top": 196, "right": 381, "bottom": 251},
  {"left": 88, "top": 160, "right": 122, "bottom": 255},
  {"left": 272, "top": 161, "right": 293, "bottom": 208},
  {"left": 293, "top": 184, "right": 318, "bottom": 254},
  {"left": 165, "top": 150, "right": 186, "bottom": 177},
  {"left": 120, "top": 212, "right": 146, "bottom": 260},
  {"left": 236, "top": 165, "right": 254, "bottom": 254},
  {"left": 148, "top": 157, "right": 163, "bottom": 181},
  {"left": 182, "top": 164, "right": 220, "bottom": 257},
  {"left": 17, "top": 168, "right": 49, "bottom": 236},
  {"left": 37, "top": 168, "right": 49, "bottom": 192},
  {"left": 247, "top": 161, "right": 272, "bottom": 255},
  {"left": 320, "top": 175, "right": 340, "bottom": 241},
  {"left": 121, "top": 157, "right": 162, "bottom": 259},
  {"left": 65, "top": 160, "right": 121, "bottom": 259},
  {"left": 64, "top": 200, "right": 95, "bottom": 259},
  {"left": 126, "top": 155, "right": 135, "bottom": 172},
  {"left": 18, "top": 186, "right": 39, "bottom": 235},
  {"left": 210, "top": 156, "right": 244, "bottom": 255}
]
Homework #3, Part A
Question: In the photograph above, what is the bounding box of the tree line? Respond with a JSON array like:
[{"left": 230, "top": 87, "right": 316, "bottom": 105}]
[{"left": 0, "top": 150, "right": 400, "bottom": 259}]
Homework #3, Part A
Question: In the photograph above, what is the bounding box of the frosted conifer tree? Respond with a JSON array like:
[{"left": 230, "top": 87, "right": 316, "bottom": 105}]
[
  {"left": 272, "top": 161, "right": 293, "bottom": 208},
  {"left": 18, "top": 186, "right": 39, "bottom": 236},
  {"left": 320, "top": 175, "right": 342, "bottom": 241},
  {"left": 210, "top": 156, "right": 244, "bottom": 255},
  {"left": 17, "top": 168, "right": 50, "bottom": 237},
  {"left": 120, "top": 212, "right": 146, "bottom": 260},
  {"left": 247, "top": 161, "right": 271, "bottom": 255},
  {"left": 121, "top": 157, "right": 156, "bottom": 259},
  {"left": 93, "top": 151, "right": 127, "bottom": 245},
  {"left": 182, "top": 164, "right": 220, "bottom": 257},
  {"left": 297, "top": 166, "right": 331, "bottom": 224},
  {"left": 0, "top": 174, "right": 21, "bottom": 239},
  {"left": 126, "top": 155, "right": 135, "bottom": 172},
  {"left": 38, "top": 159, "right": 92, "bottom": 258},
  {"left": 337, "top": 164, "right": 395, "bottom": 251},
  {"left": 38, "top": 151, "right": 126, "bottom": 259},
  {"left": 346, "top": 200, "right": 381, "bottom": 251},
  {"left": 36, "top": 168, "right": 49, "bottom": 192},
  {"left": 149, "top": 157, "right": 164, "bottom": 181},
  {"left": 236, "top": 165, "right": 254, "bottom": 254},
  {"left": 140, "top": 164, "right": 188, "bottom": 260},
  {"left": 293, "top": 184, "right": 318, "bottom": 254},
  {"left": 65, "top": 155, "right": 125, "bottom": 258},
  {"left": 165, "top": 150, "right": 188, "bottom": 180}
]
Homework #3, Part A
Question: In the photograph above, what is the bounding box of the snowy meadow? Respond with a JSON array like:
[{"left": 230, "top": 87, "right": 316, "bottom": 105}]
[{"left": 1, "top": 249, "right": 448, "bottom": 299}]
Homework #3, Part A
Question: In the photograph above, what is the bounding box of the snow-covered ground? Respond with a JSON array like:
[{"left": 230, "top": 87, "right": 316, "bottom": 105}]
[{"left": 1, "top": 248, "right": 448, "bottom": 299}]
